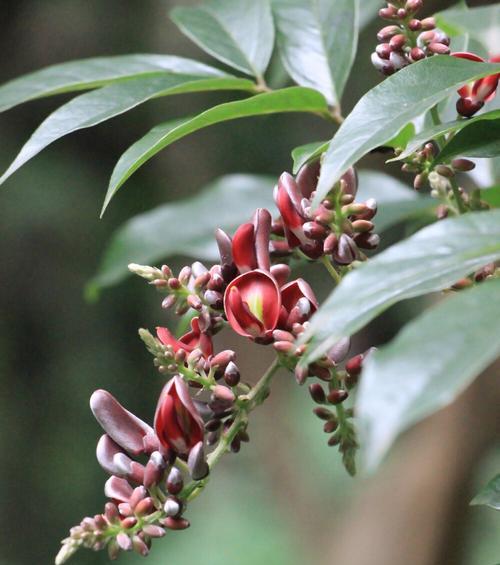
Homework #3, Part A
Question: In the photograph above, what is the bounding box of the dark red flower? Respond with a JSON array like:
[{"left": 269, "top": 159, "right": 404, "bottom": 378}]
[
  {"left": 154, "top": 376, "right": 204, "bottom": 455},
  {"left": 452, "top": 52, "right": 500, "bottom": 116},
  {"left": 274, "top": 172, "right": 310, "bottom": 248},
  {"left": 224, "top": 269, "right": 281, "bottom": 340},
  {"left": 157, "top": 316, "right": 212, "bottom": 358}
]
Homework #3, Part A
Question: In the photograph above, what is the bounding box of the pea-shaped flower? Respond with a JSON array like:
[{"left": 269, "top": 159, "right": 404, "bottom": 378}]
[
  {"left": 224, "top": 269, "right": 281, "bottom": 341},
  {"left": 157, "top": 316, "right": 213, "bottom": 358},
  {"left": 154, "top": 376, "right": 204, "bottom": 456}
]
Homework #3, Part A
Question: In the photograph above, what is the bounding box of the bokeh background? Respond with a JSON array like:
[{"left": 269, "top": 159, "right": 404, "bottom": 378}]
[{"left": 1, "top": 1, "right": 499, "bottom": 564}]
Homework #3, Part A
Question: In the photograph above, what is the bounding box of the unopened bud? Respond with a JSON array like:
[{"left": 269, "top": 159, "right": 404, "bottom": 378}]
[
  {"left": 142, "top": 525, "right": 166, "bottom": 538},
  {"left": 210, "top": 350, "right": 235, "bottom": 369},
  {"left": 427, "top": 42, "right": 450, "bottom": 55},
  {"left": 313, "top": 407, "right": 334, "bottom": 421},
  {"left": 376, "top": 43, "right": 392, "bottom": 60},
  {"left": 116, "top": 533, "right": 132, "bottom": 551},
  {"left": 327, "top": 389, "right": 349, "bottom": 404},
  {"left": 224, "top": 361, "right": 240, "bottom": 386},
  {"left": 187, "top": 441, "right": 209, "bottom": 480},
  {"left": 410, "top": 46, "right": 425, "bottom": 61},
  {"left": 166, "top": 467, "right": 183, "bottom": 495},
  {"left": 162, "top": 517, "right": 190, "bottom": 530},
  {"left": 323, "top": 420, "right": 339, "bottom": 433},
  {"left": 451, "top": 158, "right": 475, "bottom": 172},
  {"left": 308, "top": 383, "right": 326, "bottom": 404},
  {"left": 164, "top": 498, "right": 181, "bottom": 518},
  {"left": 389, "top": 34, "right": 407, "bottom": 50}
]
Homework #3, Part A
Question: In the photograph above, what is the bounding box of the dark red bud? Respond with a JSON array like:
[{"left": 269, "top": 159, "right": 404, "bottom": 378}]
[
  {"left": 187, "top": 441, "right": 209, "bottom": 481},
  {"left": 313, "top": 407, "right": 334, "bottom": 421},
  {"left": 162, "top": 517, "right": 190, "bottom": 530},
  {"left": 327, "top": 389, "right": 349, "bottom": 404},
  {"left": 308, "top": 383, "right": 326, "bottom": 404},
  {"left": 223, "top": 361, "right": 240, "bottom": 387},
  {"left": 389, "top": 34, "right": 407, "bottom": 50},
  {"left": 166, "top": 467, "right": 184, "bottom": 495},
  {"left": 323, "top": 420, "right": 338, "bottom": 433}
]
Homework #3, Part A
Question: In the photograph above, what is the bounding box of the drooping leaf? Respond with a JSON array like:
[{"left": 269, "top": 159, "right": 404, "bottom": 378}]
[
  {"left": 393, "top": 109, "right": 500, "bottom": 161},
  {"left": 102, "top": 87, "right": 328, "bottom": 214},
  {"left": 357, "top": 279, "right": 500, "bottom": 473},
  {"left": 356, "top": 170, "right": 434, "bottom": 232},
  {"left": 291, "top": 140, "right": 329, "bottom": 174},
  {"left": 300, "top": 209, "right": 500, "bottom": 364},
  {"left": 0, "top": 54, "right": 226, "bottom": 113},
  {"left": 88, "top": 174, "right": 276, "bottom": 294},
  {"left": 436, "top": 119, "right": 500, "bottom": 162},
  {"left": 314, "top": 57, "right": 500, "bottom": 207},
  {"left": 0, "top": 74, "right": 255, "bottom": 187},
  {"left": 436, "top": 5, "right": 500, "bottom": 54},
  {"left": 471, "top": 474, "right": 500, "bottom": 511},
  {"left": 272, "top": 0, "right": 359, "bottom": 105},
  {"left": 171, "top": 0, "right": 274, "bottom": 78}
]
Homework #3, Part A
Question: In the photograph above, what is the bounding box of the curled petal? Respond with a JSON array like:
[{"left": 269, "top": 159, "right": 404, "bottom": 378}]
[
  {"left": 90, "top": 390, "right": 154, "bottom": 456},
  {"left": 296, "top": 161, "right": 321, "bottom": 199},
  {"left": 252, "top": 208, "right": 272, "bottom": 272},
  {"left": 275, "top": 173, "right": 309, "bottom": 247},
  {"left": 154, "top": 376, "right": 204, "bottom": 455},
  {"left": 232, "top": 223, "right": 257, "bottom": 272},
  {"left": 157, "top": 317, "right": 213, "bottom": 358},
  {"left": 96, "top": 434, "right": 132, "bottom": 477},
  {"left": 280, "top": 278, "right": 318, "bottom": 314}
]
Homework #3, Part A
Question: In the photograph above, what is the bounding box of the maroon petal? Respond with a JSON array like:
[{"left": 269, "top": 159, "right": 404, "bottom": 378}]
[
  {"left": 232, "top": 223, "right": 257, "bottom": 272},
  {"left": 252, "top": 208, "right": 272, "bottom": 272},
  {"left": 296, "top": 160, "right": 320, "bottom": 198},
  {"left": 90, "top": 390, "right": 153, "bottom": 456}
]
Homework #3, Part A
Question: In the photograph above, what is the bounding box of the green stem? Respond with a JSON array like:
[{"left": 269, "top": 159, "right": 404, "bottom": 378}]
[
  {"left": 321, "top": 256, "right": 342, "bottom": 285},
  {"left": 449, "top": 177, "right": 467, "bottom": 214},
  {"left": 182, "top": 359, "right": 281, "bottom": 502}
]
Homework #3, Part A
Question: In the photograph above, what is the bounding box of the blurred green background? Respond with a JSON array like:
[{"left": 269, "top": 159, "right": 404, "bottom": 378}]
[{"left": 0, "top": 1, "right": 499, "bottom": 564}]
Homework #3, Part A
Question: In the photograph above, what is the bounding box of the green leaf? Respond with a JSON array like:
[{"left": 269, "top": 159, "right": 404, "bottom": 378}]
[
  {"left": 359, "top": 0, "right": 383, "bottom": 30},
  {"left": 436, "top": 5, "right": 500, "bottom": 54},
  {"left": 0, "top": 75, "right": 255, "bottom": 188},
  {"left": 437, "top": 119, "right": 500, "bottom": 162},
  {"left": 291, "top": 124, "right": 416, "bottom": 175},
  {"left": 0, "top": 54, "right": 226, "bottom": 113},
  {"left": 357, "top": 170, "right": 434, "bottom": 232},
  {"left": 482, "top": 186, "right": 500, "bottom": 207},
  {"left": 314, "top": 57, "right": 500, "bottom": 208},
  {"left": 171, "top": 0, "right": 274, "bottom": 78},
  {"left": 272, "top": 0, "right": 359, "bottom": 105},
  {"left": 300, "top": 209, "right": 500, "bottom": 364},
  {"left": 89, "top": 174, "right": 276, "bottom": 294},
  {"left": 393, "top": 109, "right": 500, "bottom": 161},
  {"left": 385, "top": 122, "right": 416, "bottom": 150},
  {"left": 471, "top": 474, "right": 500, "bottom": 511},
  {"left": 291, "top": 140, "right": 329, "bottom": 174},
  {"left": 102, "top": 87, "right": 328, "bottom": 214},
  {"left": 357, "top": 279, "right": 500, "bottom": 473}
]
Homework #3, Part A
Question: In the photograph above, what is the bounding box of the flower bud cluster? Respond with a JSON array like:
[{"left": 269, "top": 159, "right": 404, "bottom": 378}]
[
  {"left": 273, "top": 161, "right": 380, "bottom": 267},
  {"left": 372, "top": 1, "right": 450, "bottom": 76}
]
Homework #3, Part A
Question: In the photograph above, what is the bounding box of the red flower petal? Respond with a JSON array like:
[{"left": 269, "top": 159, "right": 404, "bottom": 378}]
[{"left": 232, "top": 222, "right": 258, "bottom": 272}]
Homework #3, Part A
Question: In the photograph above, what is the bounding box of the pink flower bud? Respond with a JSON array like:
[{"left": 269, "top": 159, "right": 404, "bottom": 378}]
[
  {"left": 104, "top": 476, "right": 133, "bottom": 503},
  {"left": 154, "top": 376, "right": 204, "bottom": 455},
  {"left": 224, "top": 270, "right": 281, "bottom": 340}
]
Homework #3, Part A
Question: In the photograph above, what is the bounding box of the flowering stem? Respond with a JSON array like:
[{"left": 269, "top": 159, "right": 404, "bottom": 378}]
[
  {"left": 320, "top": 256, "right": 342, "bottom": 285},
  {"left": 182, "top": 359, "right": 281, "bottom": 502},
  {"left": 449, "top": 177, "right": 467, "bottom": 214}
]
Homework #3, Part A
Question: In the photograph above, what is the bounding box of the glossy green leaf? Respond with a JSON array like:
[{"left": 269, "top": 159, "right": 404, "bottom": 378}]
[
  {"left": 437, "top": 119, "right": 500, "bottom": 162},
  {"left": 314, "top": 57, "right": 500, "bottom": 208},
  {"left": 471, "top": 474, "right": 500, "bottom": 510},
  {"left": 0, "top": 54, "right": 226, "bottom": 113},
  {"left": 89, "top": 174, "right": 276, "bottom": 294},
  {"left": 272, "top": 0, "right": 359, "bottom": 105},
  {"left": 357, "top": 279, "right": 500, "bottom": 473},
  {"left": 0, "top": 75, "right": 255, "bottom": 188},
  {"left": 171, "top": 0, "right": 274, "bottom": 78},
  {"left": 291, "top": 140, "right": 328, "bottom": 174},
  {"left": 393, "top": 109, "right": 500, "bottom": 161},
  {"left": 291, "top": 124, "right": 415, "bottom": 174},
  {"left": 300, "top": 209, "right": 500, "bottom": 364},
  {"left": 102, "top": 87, "right": 328, "bottom": 214},
  {"left": 357, "top": 170, "right": 434, "bottom": 232},
  {"left": 436, "top": 5, "right": 500, "bottom": 53}
]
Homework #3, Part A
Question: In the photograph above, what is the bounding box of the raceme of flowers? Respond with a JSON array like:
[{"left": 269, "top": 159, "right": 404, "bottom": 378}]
[{"left": 55, "top": 161, "right": 377, "bottom": 563}]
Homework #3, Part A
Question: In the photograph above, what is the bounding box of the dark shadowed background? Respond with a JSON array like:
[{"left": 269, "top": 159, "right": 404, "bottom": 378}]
[{"left": 1, "top": 1, "right": 499, "bottom": 564}]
